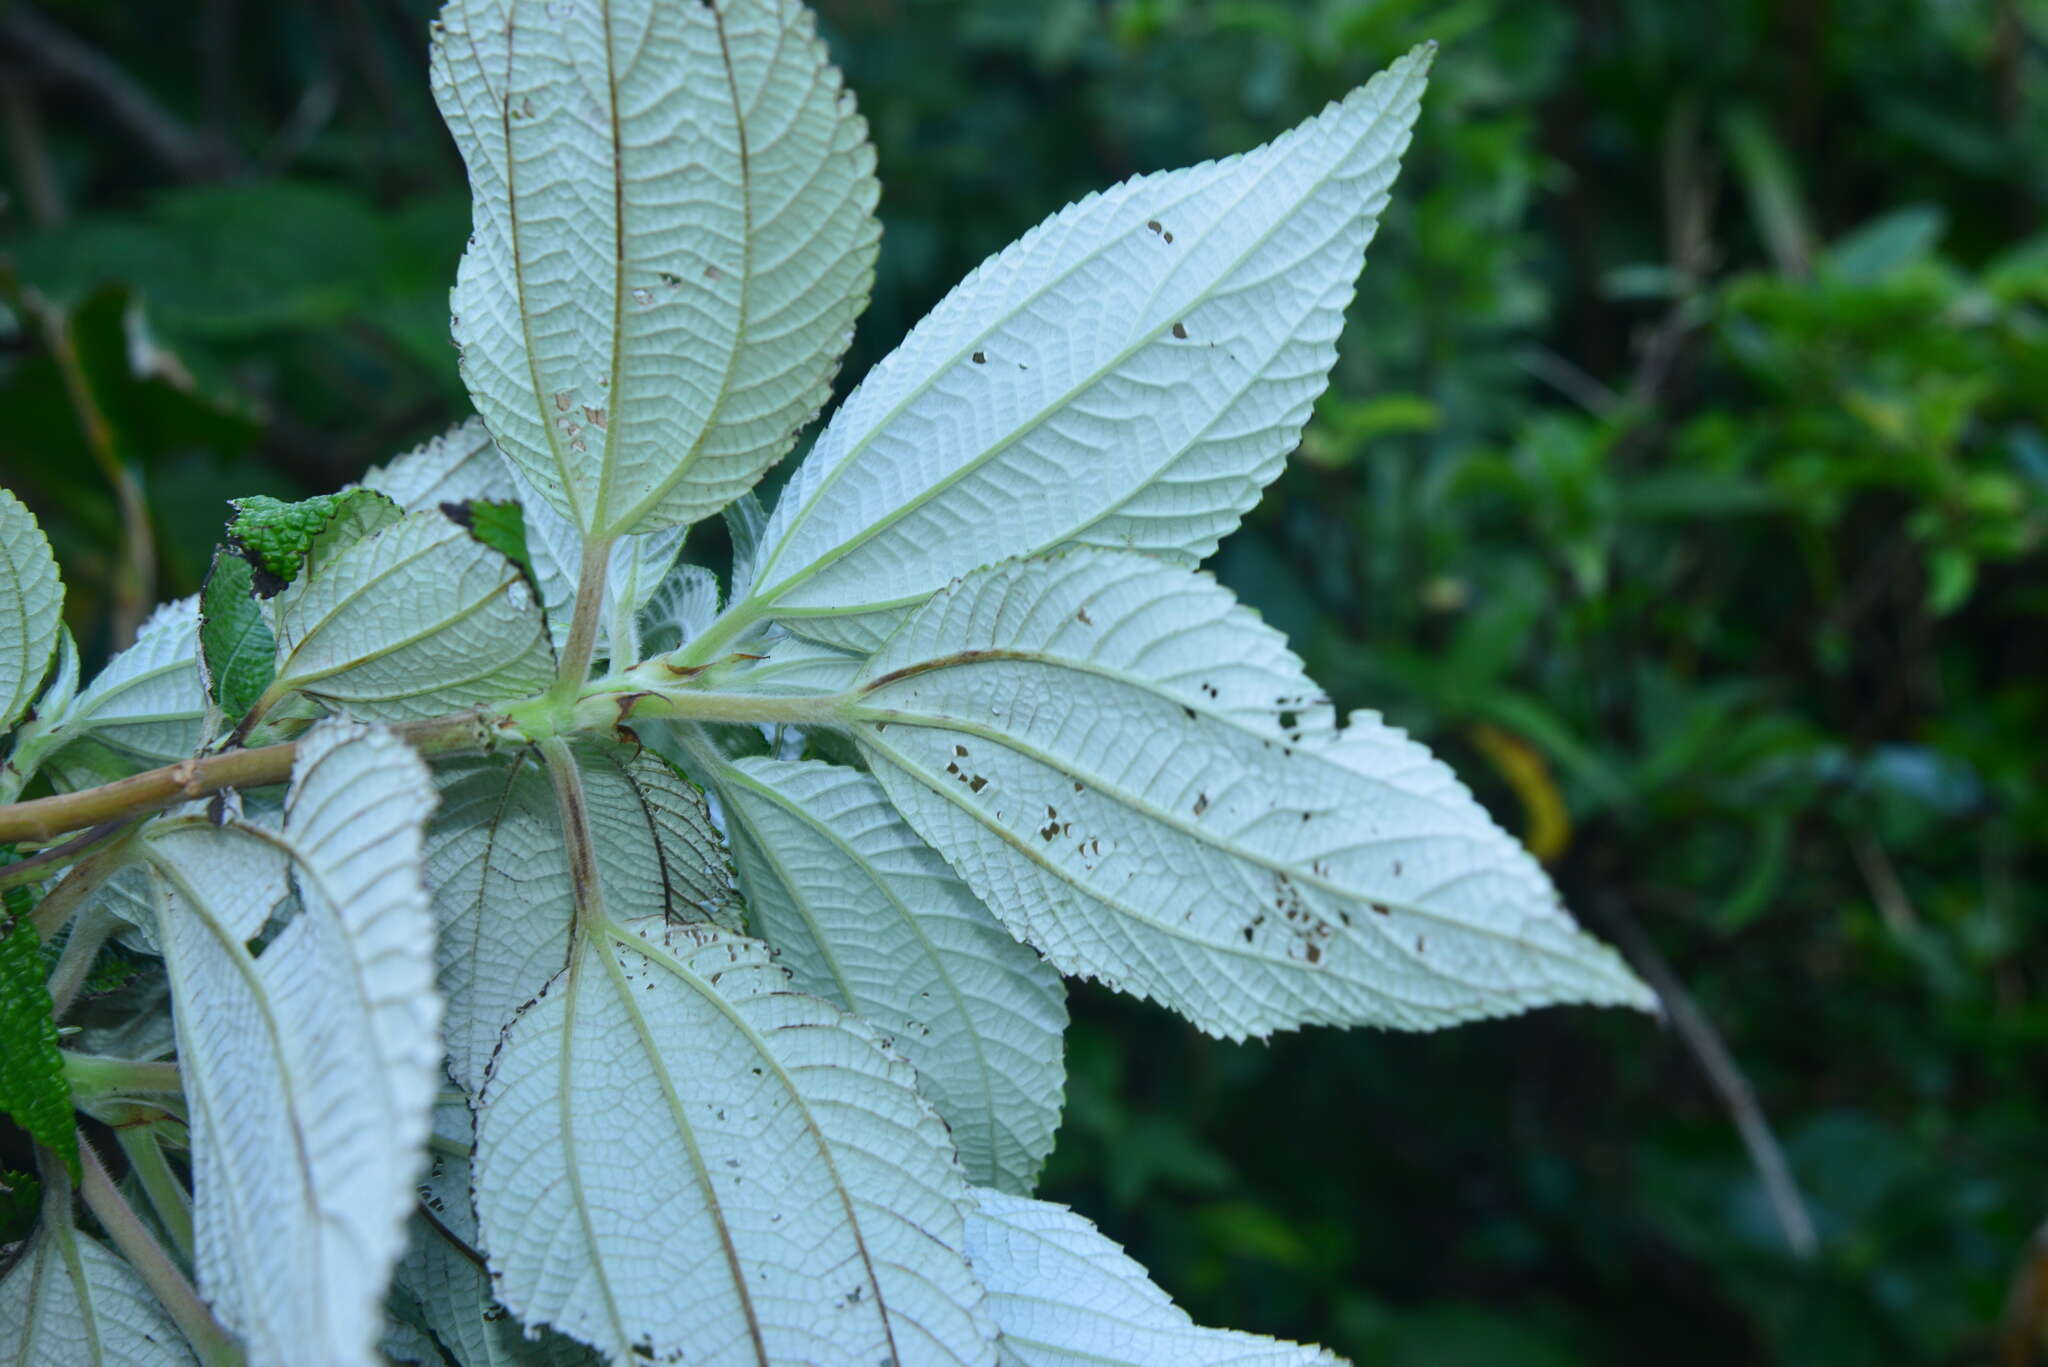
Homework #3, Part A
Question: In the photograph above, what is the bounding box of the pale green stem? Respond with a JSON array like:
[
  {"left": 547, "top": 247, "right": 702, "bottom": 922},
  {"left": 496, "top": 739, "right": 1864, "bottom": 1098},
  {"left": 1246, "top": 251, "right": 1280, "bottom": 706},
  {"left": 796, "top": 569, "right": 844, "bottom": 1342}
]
[
  {"left": 554, "top": 536, "right": 617, "bottom": 699},
  {"left": 77, "top": 1141, "right": 244, "bottom": 1367},
  {"left": 668, "top": 595, "right": 767, "bottom": 667},
  {"left": 45, "top": 905, "right": 120, "bottom": 1018},
  {"left": 64, "top": 1053, "right": 182, "bottom": 1099},
  {"left": 115, "top": 1123, "right": 194, "bottom": 1263},
  {"left": 28, "top": 824, "right": 138, "bottom": 941}
]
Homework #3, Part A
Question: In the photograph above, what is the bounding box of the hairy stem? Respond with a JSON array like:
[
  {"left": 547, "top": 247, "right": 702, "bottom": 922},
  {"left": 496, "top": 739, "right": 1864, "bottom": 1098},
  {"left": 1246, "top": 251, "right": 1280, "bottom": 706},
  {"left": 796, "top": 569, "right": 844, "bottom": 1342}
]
[
  {"left": 0, "top": 820, "right": 133, "bottom": 893},
  {"left": 78, "top": 1141, "right": 245, "bottom": 1366},
  {"left": 115, "top": 1123, "right": 194, "bottom": 1263},
  {"left": 64, "top": 1053, "right": 183, "bottom": 1098},
  {"left": 669, "top": 596, "right": 766, "bottom": 667},
  {"left": 540, "top": 736, "right": 606, "bottom": 932},
  {"left": 29, "top": 824, "right": 140, "bottom": 941},
  {"left": 45, "top": 904, "right": 120, "bottom": 1018},
  {"left": 555, "top": 536, "right": 617, "bottom": 700},
  {"left": 0, "top": 711, "right": 497, "bottom": 845}
]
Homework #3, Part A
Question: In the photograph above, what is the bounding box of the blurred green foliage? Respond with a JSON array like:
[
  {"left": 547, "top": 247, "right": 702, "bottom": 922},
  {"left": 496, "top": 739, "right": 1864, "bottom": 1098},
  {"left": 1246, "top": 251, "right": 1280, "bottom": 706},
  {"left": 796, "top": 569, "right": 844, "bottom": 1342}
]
[{"left": 2, "top": 0, "right": 2043, "bottom": 1361}]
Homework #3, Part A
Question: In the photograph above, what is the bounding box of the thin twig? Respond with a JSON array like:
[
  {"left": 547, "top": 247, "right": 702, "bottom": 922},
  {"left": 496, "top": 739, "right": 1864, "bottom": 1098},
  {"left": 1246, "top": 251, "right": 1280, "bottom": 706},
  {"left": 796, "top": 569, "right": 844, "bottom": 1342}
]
[
  {"left": 77, "top": 1141, "right": 244, "bottom": 1366},
  {"left": 0, "top": 820, "right": 133, "bottom": 893},
  {"left": 46, "top": 904, "right": 120, "bottom": 1018},
  {"left": 0, "top": 711, "right": 497, "bottom": 845},
  {"left": 28, "top": 824, "right": 140, "bottom": 940},
  {"left": 1597, "top": 897, "right": 1819, "bottom": 1259},
  {"left": 115, "top": 1123, "right": 194, "bottom": 1263}
]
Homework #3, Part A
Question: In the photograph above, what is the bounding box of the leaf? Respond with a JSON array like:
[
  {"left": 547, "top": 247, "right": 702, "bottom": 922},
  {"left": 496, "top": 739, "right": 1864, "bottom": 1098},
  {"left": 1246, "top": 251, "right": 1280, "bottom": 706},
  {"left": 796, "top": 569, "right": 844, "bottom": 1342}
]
[
  {"left": 0, "top": 1221, "right": 196, "bottom": 1366},
  {"left": 637, "top": 563, "right": 724, "bottom": 659},
  {"left": 472, "top": 920, "right": 996, "bottom": 1367},
  {"left": 0, "top": 913, "right": 76, "bottom": 1176},
  {"left": 396, "top": 1118, "right": 601, "bottom": 1367},
  {"left": 433, "top": 0, "right": 881, "bottom": 539},
  {"left": 445, "top": 499, "right": 537, "bottom": 589},
  {"left": 964, "top": 1190, "right": 1340, "bottom": 1367},
  {"left": 152, "top": 720, "right": 442, "bottom": 1367},
  {"left": 268, "top": 507, "right": 555, "bottom": 722},
  {"left": 226, "top": 488, "right": 403, "bottom": 596},
  {"left": 514, "top": 471, "right": 685, "bottom": 665},
  {"left": 427, "top": 743, "right": 738, "bottom": 1094},
  {"left": 739, "top": 45, "right": 1432, "bottom": 650},
  {"left": 0, "top": 482, "right": 63, "bottom": 734},
  {"left": 848, "top": 551, "right": 1654, "bottom": 1040},
  {"left": 363, "top": 417, "right": 517, "bottom": 512},
  {"left": 198, "top": 546, "right": 275, "bottom": 723},
  {"left": 717, "top": 756, "right": 1067, "bottom": 1192},
  {"left": 21, "top": 598, "right": 206, "bottom": 789}
]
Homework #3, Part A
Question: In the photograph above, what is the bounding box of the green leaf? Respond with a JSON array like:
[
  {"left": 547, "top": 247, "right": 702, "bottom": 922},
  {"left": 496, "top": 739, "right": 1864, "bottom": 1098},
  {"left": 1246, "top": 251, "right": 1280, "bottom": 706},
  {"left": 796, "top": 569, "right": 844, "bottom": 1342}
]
[
  {"left": 198, "top": 545, "right": 275, "bottom": 723},
  {"left": 848, "top": 550, "right": 1654, "bottom": 1040},
  {"left": 226, "top": 487, "right": 403, "bottom": 596},
  {"left": 441, "top": 498, "right": 536, "bottom": 584},
  {"left": 737, "top": 45, "right": 1433, "bottom": 650},
  {"left": 434, "top": 0, "right": 881, "bottom": 538},
  {"left": 0, "top": 482, "right": 63, "bottom": 734},
  {"left": 0, "top": 911, "right": 76, "bottom": 1177}
]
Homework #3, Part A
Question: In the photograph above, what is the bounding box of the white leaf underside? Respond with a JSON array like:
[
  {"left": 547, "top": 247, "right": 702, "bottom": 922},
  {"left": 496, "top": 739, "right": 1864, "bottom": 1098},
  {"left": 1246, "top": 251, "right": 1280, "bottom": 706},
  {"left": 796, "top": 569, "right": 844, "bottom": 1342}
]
[
  {"left": 849, "top": 550, "right": 1653, "bottom": 1040},
  {"left": 0, "top": 1223, "right": 195, "bottom": 1367},
  {"left": 361, "top": 417, "right": 518, "bottom": 511},
  {"left": 965, "top": 1190, "right": 1341, "bottom": 1367},
  {"left": 428, "top": 742, "right": 739, "bottom": 1094},
  {"left": 0, "top": 482, "right": 62, "bottom": 734},
  {"left": 637, "top": 562, "right": 724, "bottom": 658},
  {"left": 269, "top": 507, "right": 555, "bottom": 722},
  {"left": 394, "top": 1110, "right": 600, "bottom": 1367},
  {"left": 514, "top": 466, "right": 685, "bottom": 663},
  {"left": 434, "top": 0, "right": 881, "bottom": 539},
  {"left": 153, "top": 721, "right": 442, "bottom": 1367},
  {"left": 473, "top": 920, "right": 996, "bottom": 1367},
  {"left": 30, "top": 599, "right": 205, "bottom": 787},
  {"left": 717, "top": 756, "right": 1068, "bottom": 1194},
  {"left": 741, "top": 45, "right": 1433, "bottom": 651}
]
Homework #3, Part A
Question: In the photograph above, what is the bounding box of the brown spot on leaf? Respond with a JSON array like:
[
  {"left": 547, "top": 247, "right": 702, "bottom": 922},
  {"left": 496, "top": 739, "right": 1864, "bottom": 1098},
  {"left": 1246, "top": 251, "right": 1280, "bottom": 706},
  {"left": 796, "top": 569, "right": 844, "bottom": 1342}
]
[
  {"left": 969, "top": 776, "right": 988, "bottom": 793},
  {"left": 1171, "top": 322, "right": 1188, "bottom": 340},
  {"left": 972, "top": 351, "right": 987, "bottom": 364}
]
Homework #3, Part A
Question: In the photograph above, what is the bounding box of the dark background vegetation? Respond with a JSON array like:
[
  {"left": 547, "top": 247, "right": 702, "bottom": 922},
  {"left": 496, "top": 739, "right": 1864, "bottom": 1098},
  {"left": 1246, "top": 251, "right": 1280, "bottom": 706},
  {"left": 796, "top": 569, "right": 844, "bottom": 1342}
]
[{"left": 3, "top": 0, "right": 2045, "bottom": 1362}]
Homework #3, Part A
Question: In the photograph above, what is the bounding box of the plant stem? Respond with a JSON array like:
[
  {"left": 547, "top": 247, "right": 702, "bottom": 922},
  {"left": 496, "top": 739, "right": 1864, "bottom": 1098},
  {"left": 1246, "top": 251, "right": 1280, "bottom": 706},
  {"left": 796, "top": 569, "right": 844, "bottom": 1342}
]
[
  {"left": 64, "top": 1053, "right": 182, "bottom": 1098},
  {"left": 0, "top": 711, "right": 498, "bottom": 846},
  {"left": 669, "top": 596, "right": 766, "bottom": 667},
  {"left": 115, "top": 1123, "right": 194, "bottom": 1263},
  {"left": 29, "top": 823, "right": 140, "bottom": 941},
  {"left": 540, "top": 737, "right": 605, "bottom": 932},
  {"left": 554, "top": 536, "right": 616, "bottom": 700},
  {"left": 0, "top": 820, "right": 132, "bottom": 893},
  {"left": 46, "top": 904, "right": 120, "bottom": 1017},
  {"left": 77, "top": 1141, "right": 244, "bottom": 1366}
]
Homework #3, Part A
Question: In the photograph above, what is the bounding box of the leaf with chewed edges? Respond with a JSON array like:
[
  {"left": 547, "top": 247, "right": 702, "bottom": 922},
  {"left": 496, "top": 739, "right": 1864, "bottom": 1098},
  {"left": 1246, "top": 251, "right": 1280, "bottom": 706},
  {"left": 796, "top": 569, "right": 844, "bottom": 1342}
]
[
  {"left": 848, "top": 550, "right": 1653, "bottom": 1040},
  {"left": 472, "top": 919, "right": 997, "bottom": 1367},
  {"left": 427, "top": 743, "right": 737, "bottom": 1094},
  {"left": 966, "top": 1190, "right": 1342, "bottom": 1367},
  {"left": 362, "top": 417, "right": 517, "bottom": 512},
  {"left": 153, "top": 721, "right": 441, "bottom": 1367},
  {"left": 718, "top": 756, "right": 1067, "bottom": 1193},
  {"left": 393, "top": 1104, "right": 599, "bottom": 1367},
  {"left": 737, "top": 46, "right": 1431, "bottom": 651},
  {"left": 0, "top": 1218, "right": 196, "bottom": 1366},
  {"left": 0, "top": 483, "right": 62, "bottom": 734},
  {"left": 433, "top": 0, "right": 880, "bottom": 538},
  {"left": 266, "top": 507, "right": 554, "bottom": 722}
]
